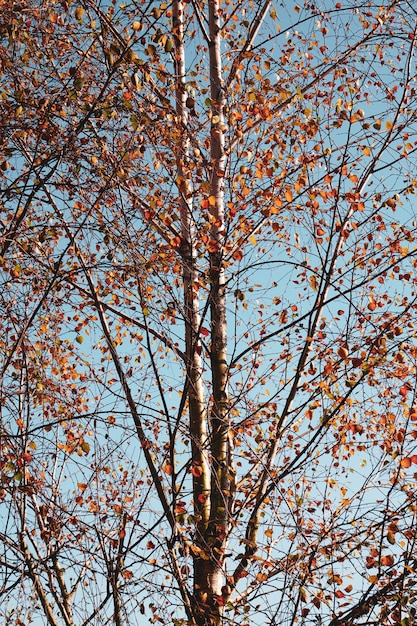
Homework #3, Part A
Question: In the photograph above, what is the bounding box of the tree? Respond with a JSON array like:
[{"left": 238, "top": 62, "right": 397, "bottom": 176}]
[{"left": 1, "top": 0, "right": 417, "bottom": 624}]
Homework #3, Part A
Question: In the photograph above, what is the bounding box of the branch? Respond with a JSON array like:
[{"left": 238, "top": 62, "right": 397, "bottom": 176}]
[
  {"left": 67, "top": 278, "right": 186, "bottom": 361},
  {"left": 19, "top": 535, "right": 60, "bottom": 626},
  {"left": 38, "top": 183, "right": 186, "bottom": 362},
  {"left": 78, "top": 257, "right": 176, "bottom": 530},
  {"left": 328, "top": 568, "right": 412, "bottom": 626},
  {"left": 224, "top": 0, "right": 272, "bottom": 91}
]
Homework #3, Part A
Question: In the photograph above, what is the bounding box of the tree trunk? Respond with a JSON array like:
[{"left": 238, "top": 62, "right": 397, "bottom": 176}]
[{"left": 193, "top": 1, "right": 230, "bottom": 623}]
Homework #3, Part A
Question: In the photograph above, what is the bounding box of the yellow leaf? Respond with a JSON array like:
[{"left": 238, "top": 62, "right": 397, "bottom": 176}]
[
  {"left": 309, "top": 275, "right": 318, "bottom": 291},
  {"left": 249, "top": 235, "right": 257, "bottom": 245},
  {"left": 285, "top": 190, "right": 293, "bottom": 202},
  {"left": 81, "top": 442, "right": 90, "bottom": 454}
]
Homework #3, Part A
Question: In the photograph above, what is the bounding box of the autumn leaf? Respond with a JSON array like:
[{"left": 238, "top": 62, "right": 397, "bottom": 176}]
[
  {"left": 400, "top": 457, "right": 412, "bottom": 468},
  {"left": 3, "top": 2, "right": 417, "bottom": 625},
  {"left": 80, "top": 442, "right": 90, "bottom": 454},
  {"left": 337, "top": 346, "right": 349, "bottom": 359},
  {"left": 380, "top": 554, "right": 394, "bottom": 567},
  {"left": 191, "top": 464, "right": 203, "bottom": 477},
  {"left": 309, "top": 275, "right": 318, "bottom": 291}
]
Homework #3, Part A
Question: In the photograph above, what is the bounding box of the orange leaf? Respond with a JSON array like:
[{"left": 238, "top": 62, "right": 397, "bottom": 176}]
[
  {"left": 279, "top": 310, "right": 288, "bottom": 324},
  {"left": 400, "top": 457, "right": 412, "bottom": 468},
  {"left": 170, "top": 236, "right": 182, "bottom": 248},
  {"left": 256, "top": 572, "right": 268, "bottom": 582},
  {"left": 380, "top": 554, "right": 394, "bottom": 567},
  {"left": 399, "top": 385, "right": 410, "bottom": 398}
]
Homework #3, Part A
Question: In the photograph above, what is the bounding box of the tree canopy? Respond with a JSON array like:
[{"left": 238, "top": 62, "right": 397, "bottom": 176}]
[{"left": 1, "top": 1, "right": 417, "bottom": 625}]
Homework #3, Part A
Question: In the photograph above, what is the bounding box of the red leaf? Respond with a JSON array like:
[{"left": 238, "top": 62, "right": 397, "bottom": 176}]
[{"left": 191, "top": 464, "right": 203, "bottom": 477}]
